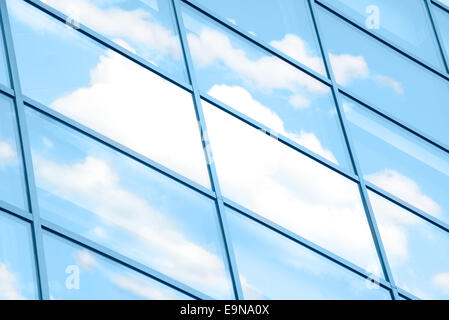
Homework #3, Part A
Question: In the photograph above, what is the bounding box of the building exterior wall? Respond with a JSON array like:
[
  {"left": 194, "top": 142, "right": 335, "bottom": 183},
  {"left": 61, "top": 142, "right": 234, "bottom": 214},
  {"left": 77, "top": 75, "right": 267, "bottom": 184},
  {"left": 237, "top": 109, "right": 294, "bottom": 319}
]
[{"left": 0, "top": 0, "right": 449, "bottom": 300}]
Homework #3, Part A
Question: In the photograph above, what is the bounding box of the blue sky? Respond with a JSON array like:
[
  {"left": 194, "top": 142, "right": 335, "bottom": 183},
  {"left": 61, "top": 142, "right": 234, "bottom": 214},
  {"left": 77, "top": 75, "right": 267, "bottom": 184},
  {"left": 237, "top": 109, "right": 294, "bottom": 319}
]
[
  {"left": 321, "top": 0, "right": 445, "bottom": 70},
  {"left": 43, "top": 231, "right": 193, "bottom": 300},
  {"left": 25, "top": 106, "right": 234, "bottom": 299},
  {"left": 0, "top": 211, "right": 38, "bottom": 300},
  {"left": 1, "top": 0, "right": 449, "bottom": 299},
  {"left": 0, "top": 94, "right": 27, "bottom": 210}
]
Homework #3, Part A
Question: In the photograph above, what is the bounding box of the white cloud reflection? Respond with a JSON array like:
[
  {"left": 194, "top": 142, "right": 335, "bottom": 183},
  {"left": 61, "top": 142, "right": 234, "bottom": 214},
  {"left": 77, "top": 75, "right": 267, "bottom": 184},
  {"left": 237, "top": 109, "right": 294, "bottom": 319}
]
[
  {"left": 202, "top": 101, "right": 382, "bottom": 276},
  {"left": 34, "top": 154, "right": 232, "bottom": 299},
  {"left": 0, "top": 263, "right": 24, "bottom": 300}
]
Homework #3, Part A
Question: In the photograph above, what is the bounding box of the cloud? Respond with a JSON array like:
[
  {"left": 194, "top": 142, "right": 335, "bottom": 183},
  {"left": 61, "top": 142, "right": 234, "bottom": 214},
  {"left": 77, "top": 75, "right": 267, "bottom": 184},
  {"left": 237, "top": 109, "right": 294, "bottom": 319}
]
[
  {"left": 8, "top": 0, "right": 64, "bottom": 35},
  {"left": 0, "top": 263, "right": 24, "bottom": 300},
  {"left": 367, "top": 169, "right": 442, "bottom": 217},
  {"left": 207, "top": 84, "right": 337, "bottom": 163},
  {"left": 240, "top": 276, "right": 267, "bottom": 300},
  {"left": 327, "top": 52, "right": 403, "bottom": 95},
  {"left": 440, "top": 0, "right": 449, "bottom": 6},
  {"left": 50, "top": 47, "right": 210, "bottom": 187},
  {"left": 0, "top": 141, "right": 16, "bottom": 165},
  {"left": 329, "top": 53, "right": 369, "bottom": 85},
  {"left": 39, "top": 0, "right": 181, "bottom": 59},
  {"left": 432, "top": 272, "right": 449, "bottom": 293},
  {"left": 202, "top": 101, "right": 382, "bottom": 275},
  {"left": 376, "top": 75, "right": 404, "bottom": 94},
  {"left": 288, "top": 94, "right": 311, "bottom": 109},
  {"left": 370, "top": 191, "right": 449, "bottom": 298},
  {"left": 34, "top": 155, "right": 232, "bottom": 298},
  {"left": 111, "top": 274, "right": 183, "bottom": 300},
  {"left": 75, "top": 250, "right": 98, "bottom": 270},
  {"left": 186, "top": 27, "right": 330, "bottom": 98},
  {"left": 269, "top": 34, "right": 325, "bottom": 74}
]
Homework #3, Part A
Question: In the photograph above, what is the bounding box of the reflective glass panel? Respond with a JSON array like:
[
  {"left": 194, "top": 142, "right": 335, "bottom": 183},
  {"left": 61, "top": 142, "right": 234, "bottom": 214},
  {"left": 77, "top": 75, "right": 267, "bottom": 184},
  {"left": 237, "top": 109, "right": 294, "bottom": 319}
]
[
  {"left": 369, "top": 191, "right": 449, "bottom": 299},
  {"left": 7, "top": 0, "right": 210, "bottom": 188},
  {"left": 438, "top": 0, "right": 449, "bottom": 8},
  {"left": 320, "top": 0, "right": 445, "bottom": 69},
  {"left": 317, "top": 5, "right": 449, "bottom": 147},
  {"left": 226, "top": 207, "right": 391, "bottom": 300},
  {"left": 192, "top": 0, "right": 326, "bottom": 75},
  {"left": 0, "top": 94, "right": 27, "bottom": 209},
  {"left": 39, "top": 0, "right": 187, "bottom": 82},
  {"left": 433, "top": 4, "right": 449, "bottom": 68},
  {"left": 43, "top": 232, "right": 193, "bottom": 300},
  {"left": 0, "top": 211, "right": 38, "bottom": 299},
  {"left": 0, "top": 23, "right": 10, "bottom": 87},
  {"left": 25, "top": 108, "right": 234, "bottom": 299},
  {"left": 342, "top": 95, "right": 449, "bottom": 225},
  {"left": 182, "top": 5, "right": 351, "bottom": 170},
  {"left": 202, "top": 100, "right": 382, "bottom": 276}
]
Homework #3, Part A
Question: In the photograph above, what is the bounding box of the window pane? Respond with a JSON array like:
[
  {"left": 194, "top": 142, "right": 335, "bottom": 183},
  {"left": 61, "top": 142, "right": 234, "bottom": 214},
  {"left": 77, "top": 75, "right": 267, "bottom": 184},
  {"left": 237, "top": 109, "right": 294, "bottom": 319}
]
[
  {"left": 438, "top": 0, "right": 449, "bottom": 8},
  {"left": 0, "top": 94, "right": 27, "bottom": 209},
  {"left": 342, "top": 95, "right": 449, "bottom": 225},
  {"left": 0, "top": 24, "right": 10, "bottom": 87},
  {"left": 7, "top": 0, "right": 210, "bottom": 188},
  {"left": 0, "top": 211, "right": 38, "bottom": 299},
  {"left": 37, "top": 0, "right": 187, "bottom": 82},
  {"left": 433, "top": 5, "right": 449, "bottom": 68},
  {"left": 192, "top": 0, "right": 326, "bottom": 75},
  {"left": 226, "top": 207, "right": 391, "bottom": 300},
  {"left": 182, "top": 5, "right": 352, "bottom": 170},
  {"left": 369, "top": 191, "right": 449, "bottom": 299},
  {"left": 320, "top": 0, "right": 444, "bottom": 69},
  {"left": 202, "top": 100, "right": 382, "bottom": 277},
  {"left": 25, "top": 108, "right": 234, "bottom": 299},
  {"left": 43, "top": 232, "right": 192, "bottom": 300},
  {"left": 317, "top": 6, "right": 449, "bottom": 147}
]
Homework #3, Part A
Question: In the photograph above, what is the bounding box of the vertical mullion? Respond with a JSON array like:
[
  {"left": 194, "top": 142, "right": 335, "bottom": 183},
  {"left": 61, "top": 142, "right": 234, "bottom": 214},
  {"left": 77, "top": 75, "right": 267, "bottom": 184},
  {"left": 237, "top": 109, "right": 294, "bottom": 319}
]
[
  {"left": 0, "top": 0, "right": 49, "bottom": 300},
  {"left": 170, "top": 0, "right": 244, "bottom": 300},
  {"left": 425, "top": 0, "right": 449, "bottom": 73},
  {"left": 307, "top": 0, "right": 399, "bottom": 300}
]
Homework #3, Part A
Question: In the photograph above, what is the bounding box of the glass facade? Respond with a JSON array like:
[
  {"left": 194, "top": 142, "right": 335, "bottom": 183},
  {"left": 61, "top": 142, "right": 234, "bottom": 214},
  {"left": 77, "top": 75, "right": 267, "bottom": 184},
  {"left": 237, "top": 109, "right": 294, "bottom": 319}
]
[{"left": 0, "top": 0, "right": 448, "bottom": 300}]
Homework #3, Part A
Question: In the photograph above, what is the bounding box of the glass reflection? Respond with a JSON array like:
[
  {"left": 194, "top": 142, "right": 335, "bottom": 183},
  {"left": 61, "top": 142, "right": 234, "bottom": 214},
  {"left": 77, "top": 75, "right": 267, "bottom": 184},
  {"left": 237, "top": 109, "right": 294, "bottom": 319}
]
[
  {"left": 182, "top": 5, "right": 352, "bottom": 170},
  {"left": 342, "top": 95, "right": 449, "bottom": 225},
  {"left": 0, "top": 211, "right": 38, "bottom": 300},
  {"left": 191, "top": 0, "right": 326, "bottom": 75},
  {"left": 369, "top": 191, "right": 449, "bottom": 299},
  {"left": 43, "top": 232, "right": 193, "bottom": 300},
  {"left": 0, "top": 24, "right": 10, "bottom": 87},
  {"left": 25, "top": 108, "right": 234, "bottom": 299},
  {"left": 438, "top": 0, "right": 449, "bottom": 8},
  {"left": 0, "top": 94, "right": 27, "bottom": 209},
  {"left": 320, "top": 0, "right": 445, "bottom": 69},
  {"left": 317, "top": 5, "right": 449, "bottom": 147},
  {"left": 202, "top": 100, "right": 382, "bottom": 277},
  {"left": 432, "top": 4, "right": 449, "bottom": 68},
  {"left": 7, "top": 0, "right": 210, "bottom": 188},
  {"left": 226, "top": 207, "right": 390, "bottom": 300},
  {"left": 39, "top": 0, "right": 187, "bottom": 82}
]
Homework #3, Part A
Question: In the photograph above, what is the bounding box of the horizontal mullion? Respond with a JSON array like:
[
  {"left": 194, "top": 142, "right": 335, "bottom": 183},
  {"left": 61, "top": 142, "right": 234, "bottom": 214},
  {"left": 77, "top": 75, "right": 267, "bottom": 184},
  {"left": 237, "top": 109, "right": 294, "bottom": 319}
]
[
  {"left": 200, "top": 92, "right": 359, "bottom": 184},
  {"left": 223, "top": 197, "right": 393, "bottom": 292},
  {"left": 338, "top": 87, "right": 449, "bottom": 155},
  {"left": 23, "top": 96, "right": 216, "bottom": 201},
  {"left": 40, "top": 219, "right": 209, "bottom": 300},
  {"left": 181, "top": 0, "right": 332, "bottom": 87},
  {"left": 366, "top": 182, "right": 449, "bottom": 234},
  {"left": 0, "top": 200, "right": 33, "bottom": 222},
  {"left": 0, "top": 83, "right": 14, "bottom": 98},
  {"left": 23, "top": 0, "right": 193, "bottom": 94},
  {"left": 315, "top": 0, "right": 449, "bottom": 82}
]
